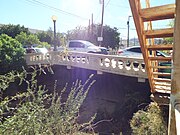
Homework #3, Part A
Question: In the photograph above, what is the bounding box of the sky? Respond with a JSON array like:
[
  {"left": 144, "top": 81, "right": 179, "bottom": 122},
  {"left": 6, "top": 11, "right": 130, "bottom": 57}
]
[{"left": 0, "top": 0, "right": 175, "bottom": 39}]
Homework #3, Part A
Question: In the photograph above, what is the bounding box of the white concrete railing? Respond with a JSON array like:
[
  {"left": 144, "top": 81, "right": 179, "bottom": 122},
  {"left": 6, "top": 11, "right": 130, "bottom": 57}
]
[{"left": 25, "top": 51, "right": 147, "bottom": 78}]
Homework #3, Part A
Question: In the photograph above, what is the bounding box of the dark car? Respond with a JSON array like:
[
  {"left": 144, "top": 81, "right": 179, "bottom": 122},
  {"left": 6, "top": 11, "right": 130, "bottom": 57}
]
[{"left": 26, "top": 47, "right": 48, "bottom": 54}]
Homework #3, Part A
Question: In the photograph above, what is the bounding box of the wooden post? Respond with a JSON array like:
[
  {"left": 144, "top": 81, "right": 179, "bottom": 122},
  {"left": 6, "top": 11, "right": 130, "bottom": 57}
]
[
  {"left": 168, "top": 104, "right": 177, "bottom": 135},
  {"left": 169, "top": 0, "right": 180, "bottom": 134}
]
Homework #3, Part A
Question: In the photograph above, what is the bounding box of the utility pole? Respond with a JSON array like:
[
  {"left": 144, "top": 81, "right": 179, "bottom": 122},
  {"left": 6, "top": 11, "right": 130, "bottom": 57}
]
[
  {"left": 99, "top": 0, "right": 104, "bottom": 46},
  {"left": 88, "top": 19, "right": 90, "bottom": 40},
  {"left": 91, "top": 13, "right": 93, "bottom": 38},
  {"left": 127, "top": 16, "right": 132, "bottom": 47}
]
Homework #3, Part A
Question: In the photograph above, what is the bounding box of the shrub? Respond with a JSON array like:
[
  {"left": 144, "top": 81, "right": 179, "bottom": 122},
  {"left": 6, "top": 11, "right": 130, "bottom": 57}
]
[
  {"left": 0, "top": 67, "right": 96, "bottom": 135},
  {"left": 130, "top": 102, "right": 167, "bottom": 135},
  {"left": 0, "top": 34, "right": 26, "bottom": 74}
]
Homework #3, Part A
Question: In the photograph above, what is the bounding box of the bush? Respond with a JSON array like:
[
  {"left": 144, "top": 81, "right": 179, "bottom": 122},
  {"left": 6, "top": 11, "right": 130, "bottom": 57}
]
[
  {"left": 0, "top": 67, "right": 96, "bottom": 135},
  {"left": 0, "top": 34, "right": 26, "bottom": 74},
  {"left": 0, "top": 24, "right": 30, "bottom": 38},
  {"left": 130, "top": 102, "right": 167, "bottom": 135}
]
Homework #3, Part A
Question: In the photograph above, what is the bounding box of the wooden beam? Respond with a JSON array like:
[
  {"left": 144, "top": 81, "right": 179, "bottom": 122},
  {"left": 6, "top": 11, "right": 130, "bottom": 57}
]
[
  {"left": 149, "top": 56, "right": 172, "bottom": 61},
  {"left": 153, "top": 72, "right": 171, "bottom": 76},
  {"left": 147, "top": 45, "right": 173, "bottom": 50},
  {"left": 155, "top": 83, "right": 171, "bottom": 87},
  {"left": 155, "top": 85, "right": 171, "bottom": 90},
  {"left": 141, "top": 4, "right": 175, "bottom": 22},
  {"left": 153, "top": 77, "right": 171, "bottom": 82},
  {"left": 144, "top": 28, "right": 174, "bottom": 38},
  {"left": 150, "top": 65, "right": 172, "bottom": 69}
]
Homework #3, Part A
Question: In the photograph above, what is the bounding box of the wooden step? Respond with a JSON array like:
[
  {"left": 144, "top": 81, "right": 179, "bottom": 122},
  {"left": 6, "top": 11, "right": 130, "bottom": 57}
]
[
  {"left": 150, "top": 65, "right": 172, "bottom": 69},
  {"left": 155, "top": 85, "right": 171, "bottom": 90},
  {"left": 141, "top": 4, "right": 175, "bottom": 22},
  {"left": 154, "top": 82, "right": 171, "bottom": 86},
  {"left": 153, "top": 77, "right": 171, "bottom": 82},
  {"left": 154, "top": 86, "right": 171, "bottom": 91},
  {"left": 150, "top": 93, "right": 170, "bottom": 104},
  {"left": 148, "top": 56, "right": 172, "bottom": 61},
  {"left": 150, "top": 66, "right": 172, "bottom": 69},
  {"left": 155, "top": 89, "right": 171, "bottom": 94},
  {"left": 153, "top": 72, "right": 171, "bottom": 76},
  {"left": 147, "top": 44, "right": 173, "bottom": 50},
  {"left": 144, "top": 28, "right": 174, "bottom": 38}
]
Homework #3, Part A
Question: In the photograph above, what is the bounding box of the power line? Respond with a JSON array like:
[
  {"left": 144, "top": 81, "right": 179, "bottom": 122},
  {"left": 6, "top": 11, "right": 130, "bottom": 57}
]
[
  {"left": 94, "top": 0, "right": 112, "bottom": 23},
  {"left": 23, "top": 0, "right": 89, "bottom": 20},
  {"left": 108, "top": 3, "right": 129, "bottom": 8},
  {"left": 105, "top": 0, "right": 111, "bottom": 7}
]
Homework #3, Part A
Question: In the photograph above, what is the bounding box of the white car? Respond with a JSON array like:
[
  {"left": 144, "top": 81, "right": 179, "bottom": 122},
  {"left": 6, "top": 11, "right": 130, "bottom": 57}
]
[
  {"left": 118, "top": 46, "right": 143, "bottom": 58},
  {"left": 118, "top": 46, "right": 169, "bottom": 58},
  {"left": 58, "top": 40, "right": 108, "bottom": 55}
]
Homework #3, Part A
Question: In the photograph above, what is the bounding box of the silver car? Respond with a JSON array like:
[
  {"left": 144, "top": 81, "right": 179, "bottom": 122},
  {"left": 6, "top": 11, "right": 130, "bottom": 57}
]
[
  {"left": 118, "top": 46, "right": 169, "bottom": 58},
  {"left": 118, "top": 46, "right": 143, "bottom": 58}
]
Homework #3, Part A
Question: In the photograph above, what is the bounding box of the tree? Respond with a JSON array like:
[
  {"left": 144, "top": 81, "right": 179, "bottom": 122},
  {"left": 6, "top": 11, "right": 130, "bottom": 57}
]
[
  {"left": 15, "top": 32, "right": 40, "bottom": 46},
  {"left": 15, "top": 32, "right": 51, "bottom": 49},
  {"left": 67, "top": 24, "right": 120, "bottom": 49},
  {"left": 67, "top": 26, "right": 88, "bottom": 41},
  {"left": 37, "top": 28, "right": 63, "bottom": 47},
  {"left": 0, "top": 24, "right": 30, "bottom": 38},
  {"left": 163, "top": 19, "right": 174, "bottom": 44},
  {"left": 101, "top": 25, "right": 120, "bottom": 49},
  {"left": 37, "top": 31, "right": 53, "bottom": 45},
  {"left": 0, "top": 34, "right": 26, "bottom": 74}
]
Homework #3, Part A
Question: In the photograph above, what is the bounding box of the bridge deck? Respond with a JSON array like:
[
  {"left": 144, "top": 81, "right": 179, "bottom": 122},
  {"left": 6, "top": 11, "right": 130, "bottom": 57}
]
[{"left": 25, "top": 51, "right": 147, "bottom": 79}]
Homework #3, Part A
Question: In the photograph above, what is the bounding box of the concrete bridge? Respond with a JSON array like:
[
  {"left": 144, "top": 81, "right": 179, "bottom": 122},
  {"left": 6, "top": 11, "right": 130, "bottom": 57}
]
[{"left": 25, "top": 51, "right": 147, "bottom": 82}]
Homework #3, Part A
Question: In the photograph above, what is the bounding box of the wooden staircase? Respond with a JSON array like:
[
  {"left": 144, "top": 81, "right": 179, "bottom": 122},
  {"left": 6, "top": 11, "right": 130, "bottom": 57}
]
[{"left": 129, "top": 0, "right": 175, "bottom": 94}]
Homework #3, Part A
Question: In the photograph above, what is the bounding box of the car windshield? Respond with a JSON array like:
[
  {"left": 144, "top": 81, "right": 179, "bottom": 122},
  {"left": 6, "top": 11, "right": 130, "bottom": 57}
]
[
  {"left": 35, "top": 48, "right": 48, "bottom": 54},
  {"left": 83, "top": 41, "right": 96, "bottom": 47}
]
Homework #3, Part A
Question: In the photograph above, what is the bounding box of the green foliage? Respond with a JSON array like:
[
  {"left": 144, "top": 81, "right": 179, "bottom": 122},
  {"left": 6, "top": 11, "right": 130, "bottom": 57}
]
[
  {"left": 100, "top": 25, "right": 120, "bottom": 49},
  {"left": 130, "top": 102, "right": 167, "bottom": 135},
  {"left": 67, "top": 26, "right": 88, "bottom": 41},
  {"left": 0, "top": 67, "right": 96, "bottom": 135},
  {"left": 37, "top": 28, "right": 62, "bottom": 47},
  {"left": 15, "top": 32, "right": 41, "bottom": 46},
  {"left": 0, "top": 24, "right": 30, "bottom": 38},
  {"left": 15, "top": 32, "right": 51, "bottom": 49},
  {"left": 67, "top": 24, "right": 120, "bottom": 48},
  {"left": 37, "top": 31, "right": 53, "bottom": 45},
  {"left": 37, "top": 42, "right": 51, "bottom": 49},
  {"left": 163, "top": 19, "right": 174, "bottom": 44},
  {"left": 0, "top": 34, "right": 26, "bottom": 74}
]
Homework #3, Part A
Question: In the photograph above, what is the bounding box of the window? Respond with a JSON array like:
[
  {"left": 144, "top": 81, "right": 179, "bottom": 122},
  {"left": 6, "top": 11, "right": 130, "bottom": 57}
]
[
  {"left": 128, "top": 47, "right": 142, "bottom": 53},
  {"left": 69, "top": 42, "right": 85, "bottom": 48}
]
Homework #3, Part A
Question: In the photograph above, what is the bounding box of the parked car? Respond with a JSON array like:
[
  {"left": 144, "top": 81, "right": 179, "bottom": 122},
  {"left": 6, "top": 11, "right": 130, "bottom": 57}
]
[
  {"left": 57, "top": 40, "right": 108, "bottom": 55},
  {"left": 118, "top": 46, "right": 172, "bottom": 71},
  {"left": 25, "top": 47, "right": 48, "bottom": 54},
  {"left": 118, "top": 46, "right": 142, "bottom": 58},
  {"left": 118, "top": 46, "right": 169, "bottom": 58}
]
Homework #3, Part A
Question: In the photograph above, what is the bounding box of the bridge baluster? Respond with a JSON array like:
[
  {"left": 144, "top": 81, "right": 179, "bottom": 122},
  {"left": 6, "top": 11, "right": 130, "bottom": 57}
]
[{"left": 25, "top": 51, "right": 147, "bottom": 78}]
